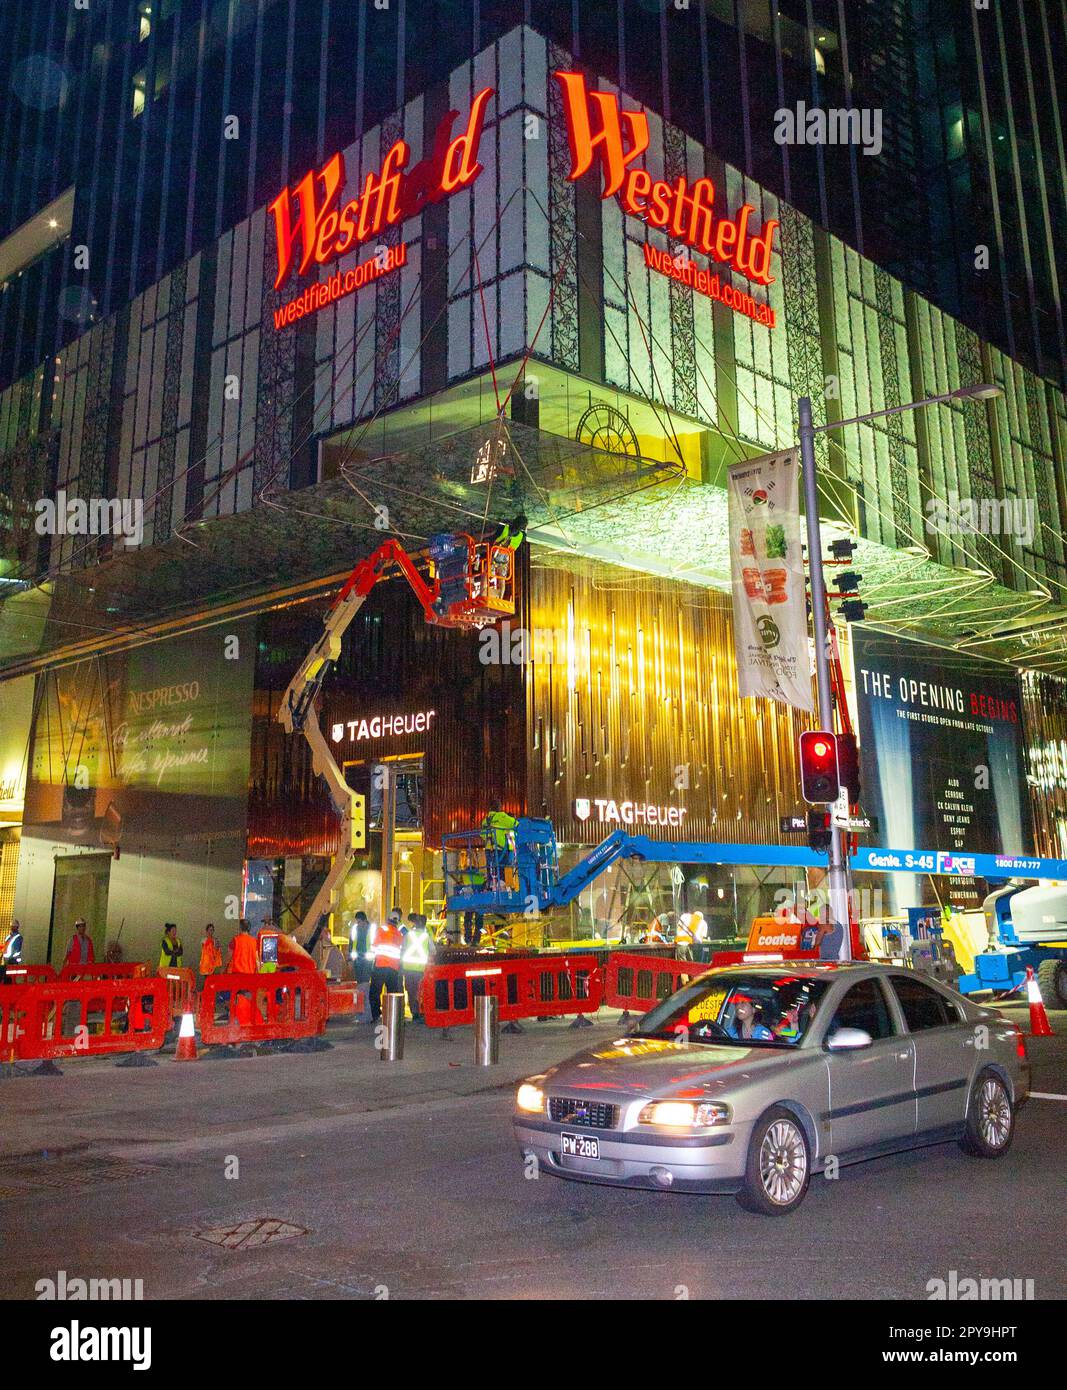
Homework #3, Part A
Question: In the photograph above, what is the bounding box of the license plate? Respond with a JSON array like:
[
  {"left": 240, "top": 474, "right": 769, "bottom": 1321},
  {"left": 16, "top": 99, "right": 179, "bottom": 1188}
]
[{"left": 561, "top": 1132, "right": 600, "bottom": 1160}]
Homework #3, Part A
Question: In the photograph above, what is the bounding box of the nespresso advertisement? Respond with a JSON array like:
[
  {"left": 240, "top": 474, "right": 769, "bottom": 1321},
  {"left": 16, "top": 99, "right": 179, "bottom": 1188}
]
[
  {"left": 853, "top": 631, "right": 1032, "bottom": 858},
  {"left": 22, "top": 623, "right": 255, "bottom": 856}
]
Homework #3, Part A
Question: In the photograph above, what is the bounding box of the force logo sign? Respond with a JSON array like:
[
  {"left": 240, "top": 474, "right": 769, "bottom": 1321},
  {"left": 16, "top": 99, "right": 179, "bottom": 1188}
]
[{"left": 757, "top": 614, "right": 780, "bottom": 648}]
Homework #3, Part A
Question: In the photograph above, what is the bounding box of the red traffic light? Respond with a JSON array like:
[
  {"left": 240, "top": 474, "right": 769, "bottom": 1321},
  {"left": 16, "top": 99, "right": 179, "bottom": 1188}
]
[{"left": 799, "top": 730, "right": 840, "bottom": 804}]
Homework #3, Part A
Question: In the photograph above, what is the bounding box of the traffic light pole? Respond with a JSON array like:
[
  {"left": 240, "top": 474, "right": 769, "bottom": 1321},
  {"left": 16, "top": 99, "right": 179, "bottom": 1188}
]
[{"left": 798, "top": 396, "right": 852, "bottom": 961}]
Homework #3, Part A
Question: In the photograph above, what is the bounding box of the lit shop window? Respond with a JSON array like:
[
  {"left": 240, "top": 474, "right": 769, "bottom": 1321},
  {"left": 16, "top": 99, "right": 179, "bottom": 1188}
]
[
  {"left": 132, "top": 71, "right": 147, "bottom": 117},
  {"left": 138, "top": 2, "right": 153, "bottom": 41}
]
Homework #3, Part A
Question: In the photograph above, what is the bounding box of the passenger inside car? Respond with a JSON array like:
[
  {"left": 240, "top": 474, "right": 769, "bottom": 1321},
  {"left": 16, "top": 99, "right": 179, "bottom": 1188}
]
[{"left": 726, "top": 994, "right": 774, "bottom": 1041}]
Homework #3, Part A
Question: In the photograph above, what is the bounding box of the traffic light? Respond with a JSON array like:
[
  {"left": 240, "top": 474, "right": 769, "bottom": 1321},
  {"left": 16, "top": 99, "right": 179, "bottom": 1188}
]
[
  {"left": 829, "top": 537, "right": 857, "bottom": 562},
  {"left": 807, "top": 809, "right": 832, "bottom": 853},
  {"left": 836, "top": 731, "right": 861, "bottom": 801},
  {"left": 799, "top": 730, "right": 840, "bottom": 803},
  {"left": 832, "top": 570, "right": 862, "bottom": 593},
  {"left": 350, "top": 792, "right": 366, "bottom": 851},
  {"left": 839, "top": 598, "right": 868, "bottom": 623}
]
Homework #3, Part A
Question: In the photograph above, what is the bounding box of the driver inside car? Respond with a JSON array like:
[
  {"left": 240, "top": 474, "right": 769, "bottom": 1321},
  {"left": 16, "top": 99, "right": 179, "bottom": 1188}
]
[{"left": 727, "top": 993, "right": 774, "bottom": 1041}]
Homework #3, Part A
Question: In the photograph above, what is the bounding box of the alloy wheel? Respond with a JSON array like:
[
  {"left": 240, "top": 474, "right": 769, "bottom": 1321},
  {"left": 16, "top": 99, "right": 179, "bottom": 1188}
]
[
  {"left": 977, "top": 1077, "right": 1011, "bottom": 1149},
  {"left": 759, "top": 1119, "right": 807, "bottom": 1205}
]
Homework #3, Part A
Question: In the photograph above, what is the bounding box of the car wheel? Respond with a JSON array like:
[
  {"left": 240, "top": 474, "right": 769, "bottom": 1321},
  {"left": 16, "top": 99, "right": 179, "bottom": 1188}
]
[
  {"left": 1037, "top": 959, "right": 1067, "bottom": 1010},
  {"left": 736, "top": 1106, "right": 811, "bottom": 1216},
  {"left": 959, "top": 1069, "right": 1015, "bottom": 1158}
]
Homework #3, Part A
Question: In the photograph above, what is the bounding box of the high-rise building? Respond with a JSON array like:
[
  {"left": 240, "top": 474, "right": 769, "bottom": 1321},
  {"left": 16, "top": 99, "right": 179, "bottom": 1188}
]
[
  {"left": 0, "top": 3, "right": 1064, "bottom": 961},
  {"left": 1, "top": 2, "right": 1063, "bottom": 391}
]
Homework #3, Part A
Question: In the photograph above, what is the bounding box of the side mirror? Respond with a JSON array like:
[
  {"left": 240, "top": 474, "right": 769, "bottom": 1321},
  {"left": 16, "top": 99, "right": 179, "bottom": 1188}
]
[{"left": 826, "top": 1026, "right": 873, "bottom": 1051}]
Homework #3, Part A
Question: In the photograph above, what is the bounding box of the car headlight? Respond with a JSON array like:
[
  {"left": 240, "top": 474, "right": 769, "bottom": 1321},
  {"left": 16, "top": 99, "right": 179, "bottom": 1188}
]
[
  {"left": 516, "top": 1082, "right": 546, "bottom": 1114},
  {"left": 638, "top": 1100, "right": 732, "bottom": 1128}
]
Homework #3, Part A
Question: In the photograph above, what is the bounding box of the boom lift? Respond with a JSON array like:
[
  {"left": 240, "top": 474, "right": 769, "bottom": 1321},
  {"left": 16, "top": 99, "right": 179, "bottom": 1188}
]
[
  {"left": 443, "top": 820, "right": 866, "bottom": 956},
  {"left": 278, "top": 533, "right": 516, "bottom": 942}
]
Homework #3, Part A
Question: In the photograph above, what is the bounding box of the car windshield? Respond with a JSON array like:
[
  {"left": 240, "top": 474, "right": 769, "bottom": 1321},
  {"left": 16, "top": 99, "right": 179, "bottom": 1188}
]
[{"left": 634, "top": 972, "right": 832, "bottom": 1047}]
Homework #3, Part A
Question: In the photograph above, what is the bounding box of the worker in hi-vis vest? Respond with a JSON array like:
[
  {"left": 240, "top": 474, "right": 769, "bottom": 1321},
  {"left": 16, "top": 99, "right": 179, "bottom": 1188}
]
[
  {"left": 158, "top": 923, "right": 183, "bottom": 971},
  {"left": 228, "top": 920, "right": 258, "bottom": 973},
  {"left": 402, "top": 912, "right": 433, "bottom": 1021},
  {"left": 482, "top": 802, "right": 517, "bottom": 889},
  {"left": 369, "top": 910, "right": 404, "bottom": 1023}
]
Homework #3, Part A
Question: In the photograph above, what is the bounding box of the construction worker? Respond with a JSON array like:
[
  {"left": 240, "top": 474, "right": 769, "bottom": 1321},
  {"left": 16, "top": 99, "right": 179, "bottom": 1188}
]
[
  {"left": 64, "top": 918, "right": 94, "bottom": 968},
  {"left": 493, "top": 512, "right": 527, "bottom": 549},
  {"left": 369, "top": 909, "right": 404, "bottom": 1023},
  {"left": 1, "top": 920, "right": 23, "bottom": 967},
  {"left": 228, "top": 920, "right": 259, "bottom": 974},
  {"left": 198, "top": 923, "right": 222, "bottom": 987},
  {"left": 159, "top": 923, "right": 183, "bottom": 971},
  {"left": 675, "top": 910, "right": 708, "bottom": 961},
  {"left": 402, "top": 912, "right": 433, "bottom": 1021},
  {"left": 348, "top": 910, "right": 371, "bottom": 984},
  {"left": 482, "top": 801, "right": 517, "bottom": 888}
]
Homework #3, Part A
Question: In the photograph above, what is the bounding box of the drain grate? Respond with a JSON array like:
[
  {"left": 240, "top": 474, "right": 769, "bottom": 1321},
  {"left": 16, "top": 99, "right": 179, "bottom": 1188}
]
[
  {"left": 0, "top": 1153, "right": 158, "bottom": 1198},
  {"left": 194, "top": 1218, "right": 308, "bottom": 1251}
]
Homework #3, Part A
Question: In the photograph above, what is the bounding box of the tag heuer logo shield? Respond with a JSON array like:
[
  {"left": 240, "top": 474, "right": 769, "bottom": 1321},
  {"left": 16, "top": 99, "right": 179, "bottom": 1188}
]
[{"left": 574, "top": 798, "right": 591, "bottom": 821}]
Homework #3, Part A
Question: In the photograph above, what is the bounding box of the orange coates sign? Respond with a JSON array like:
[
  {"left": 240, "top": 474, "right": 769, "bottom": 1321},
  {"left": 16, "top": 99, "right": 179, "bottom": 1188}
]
[
  {"left": 554, "top": 71, "right": 778, "bottom": 287},
  {"left": 268, "top": 88, "right": 492, "bottom": 290}
]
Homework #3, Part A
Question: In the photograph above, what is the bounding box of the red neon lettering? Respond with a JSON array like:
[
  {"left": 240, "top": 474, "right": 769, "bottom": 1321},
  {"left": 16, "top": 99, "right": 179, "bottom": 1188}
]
[
  {"left": 554, "top": 71, "right": 650, "bottom": 198},
  {"left": 555, "top": 71, "right": 777, "bottom": 285},
  {"left": 269, "top": 91, "right": 492, "bottom": 293},
  {"left": 268, "top": 151, "right": 345, "bottom": 290}
]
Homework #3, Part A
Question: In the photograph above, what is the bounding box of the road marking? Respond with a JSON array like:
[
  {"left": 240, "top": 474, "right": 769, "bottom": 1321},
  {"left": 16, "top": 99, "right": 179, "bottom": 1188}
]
[{"left": 1030, "top": 1091, "right": 1067, "bottom": 1101}]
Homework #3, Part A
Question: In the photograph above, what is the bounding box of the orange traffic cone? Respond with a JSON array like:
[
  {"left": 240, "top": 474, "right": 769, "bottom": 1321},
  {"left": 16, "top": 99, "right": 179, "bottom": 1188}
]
[
  {"left": 174, "top": 1011, "right": 199, "bottom": 1061},
  {"left": 1025, "top": 967, "right": 1053, "bottom": 1038}
]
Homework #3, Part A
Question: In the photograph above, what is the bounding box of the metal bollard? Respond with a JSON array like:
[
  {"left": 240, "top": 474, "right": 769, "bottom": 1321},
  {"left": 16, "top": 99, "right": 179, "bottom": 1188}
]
[
  {"left": 474, "top": 993, "right": 499, "bottom": 1066},
  {"left": 379, "top": 992, "right": 405, "bottom": 1061}
]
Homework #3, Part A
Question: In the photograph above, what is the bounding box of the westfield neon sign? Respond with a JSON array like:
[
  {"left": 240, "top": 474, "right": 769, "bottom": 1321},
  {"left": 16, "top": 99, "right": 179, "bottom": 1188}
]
[
  {"left": 554, "top": 71, "right": 778, "bottom": 286},
  {"left": 268, "top": 88, "right": 492, "bottom": 290}
]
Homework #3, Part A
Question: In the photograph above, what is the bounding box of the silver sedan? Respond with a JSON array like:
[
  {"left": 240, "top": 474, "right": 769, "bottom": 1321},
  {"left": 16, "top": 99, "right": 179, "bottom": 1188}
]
[{"left": 514, "top": 962, "right": 1030, "bottom": 1215}]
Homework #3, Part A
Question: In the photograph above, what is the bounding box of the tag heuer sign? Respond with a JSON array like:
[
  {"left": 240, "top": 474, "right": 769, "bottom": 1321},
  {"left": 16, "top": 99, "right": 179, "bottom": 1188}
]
[{"left": 575, "top": 798, "right": 591, "bottom": 821}]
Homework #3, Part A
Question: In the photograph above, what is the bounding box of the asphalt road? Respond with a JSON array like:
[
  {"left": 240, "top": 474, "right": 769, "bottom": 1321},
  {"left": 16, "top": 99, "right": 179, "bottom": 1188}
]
[{"left": 2, "top": 1004, "right": 1064, "bottom": 1301}]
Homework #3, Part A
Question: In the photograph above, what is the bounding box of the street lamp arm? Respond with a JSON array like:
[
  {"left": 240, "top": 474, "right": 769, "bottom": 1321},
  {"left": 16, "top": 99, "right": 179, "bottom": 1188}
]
[{"left": 809, "top": 384, "right": 1001, "bottom": 434}]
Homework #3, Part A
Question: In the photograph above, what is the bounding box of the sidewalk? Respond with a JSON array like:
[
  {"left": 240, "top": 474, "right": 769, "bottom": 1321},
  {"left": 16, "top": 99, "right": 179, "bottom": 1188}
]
[{"left": 0, "top": 1013, "right": 629, "bottom": 1162}]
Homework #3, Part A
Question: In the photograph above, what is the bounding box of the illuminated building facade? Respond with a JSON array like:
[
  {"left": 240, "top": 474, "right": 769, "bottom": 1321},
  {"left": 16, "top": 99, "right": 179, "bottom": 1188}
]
[{"left": 0, "top": 19, "right": 1065, "bottom": 959}]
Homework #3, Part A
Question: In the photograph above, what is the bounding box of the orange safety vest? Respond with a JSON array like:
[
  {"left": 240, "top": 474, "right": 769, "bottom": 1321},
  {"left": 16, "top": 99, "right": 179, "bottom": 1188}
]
[
  {"left": 230, "top": 933, "right": 259, "bottom": 974},
  {"left": 199, "top": 938, "right": 223, "bottom": 975},
  {"left": 372, "top": 922, "right": 404, "bottom": 968}
]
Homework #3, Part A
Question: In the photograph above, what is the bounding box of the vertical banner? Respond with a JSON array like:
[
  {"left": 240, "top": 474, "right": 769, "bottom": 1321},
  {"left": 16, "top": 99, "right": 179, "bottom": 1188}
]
[{"left": 727, "top": 450, "right": 812, "bottom": 711}]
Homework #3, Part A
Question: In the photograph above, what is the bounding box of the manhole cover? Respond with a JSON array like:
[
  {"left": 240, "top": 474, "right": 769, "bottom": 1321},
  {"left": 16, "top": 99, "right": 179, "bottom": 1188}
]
[
  {"left": 0, "top": 1153, "right": 158, "bottom": 1197},
  {"left": 194, "top": 1218, "right": 308, "bottom": 1250}
]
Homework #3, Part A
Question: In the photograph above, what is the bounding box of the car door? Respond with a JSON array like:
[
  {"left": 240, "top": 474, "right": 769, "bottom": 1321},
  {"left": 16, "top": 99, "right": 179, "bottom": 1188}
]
[
  {"left": 824, "top": 976, "right": 916, "bottom": 1155},
  {"left": 887, "top": 974, "right": 972, "bottom": 1135}
]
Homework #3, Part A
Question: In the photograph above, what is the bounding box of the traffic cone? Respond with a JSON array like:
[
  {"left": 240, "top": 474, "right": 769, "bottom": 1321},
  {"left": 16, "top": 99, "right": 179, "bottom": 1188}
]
[
  {"left": 174, "top": 1011, "right": 199, "bottom": 1061},
  {"left": 1025, "top": 967, "right": 1053, "bottom": 1038}
]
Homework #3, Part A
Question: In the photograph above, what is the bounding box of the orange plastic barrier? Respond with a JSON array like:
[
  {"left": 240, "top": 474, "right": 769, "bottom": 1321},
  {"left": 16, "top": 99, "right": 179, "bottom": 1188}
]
[
  {"left": 60, "top": 961, "right": 150, "bottom": 982},
  {"left": 197, "top": 970, "right": 328, "bottom": 1045},
  {"left": 1, "top": 963, "right": 57, "bottom": 985},
  {"left": 422, "top": 955, "right": 602, "bottom": 1028},
  {"left": 603, "top": 952, "right": 706, "bottom": 1013},
  {"left": 326, "top": 981, "right": 365, "bottom": 1017},
  {"left": 0, "top": 977, "right": 169, "bottom": 1061},
  {"left": 160, "top": 966, "right": 197, "bottom": 1020}
]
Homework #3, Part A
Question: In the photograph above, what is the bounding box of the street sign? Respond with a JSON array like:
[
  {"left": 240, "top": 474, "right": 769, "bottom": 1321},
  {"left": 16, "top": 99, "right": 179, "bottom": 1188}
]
[{"left": 780, "top": 816, "right": 807, "bottom": 833}]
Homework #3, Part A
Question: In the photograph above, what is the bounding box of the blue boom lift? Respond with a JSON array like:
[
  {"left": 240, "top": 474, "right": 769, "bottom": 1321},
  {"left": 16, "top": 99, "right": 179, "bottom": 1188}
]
[{"left": 958, "top": 882, "right": 1067, "bottom": 1008}]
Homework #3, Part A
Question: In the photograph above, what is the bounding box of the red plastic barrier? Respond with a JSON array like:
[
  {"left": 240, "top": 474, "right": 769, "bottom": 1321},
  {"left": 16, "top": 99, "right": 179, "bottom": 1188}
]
[
  {"left": 603, "top": 952, "right": 707, "bottom": 1013},
  {"left": 0, "top": 977, "right": 169, "bottom": 1061},
  {"left": 159, "top": 966, "right": 197, "bottom": 1020},
  {"left": 1, "top": 963, "right": 57, "bottom": 985},
  {"left": 60, "top": 961, "right": 149, "bottom": 982},
  {"left": 197, "top": 970, "right": 328, "bottom": 1045},
  {"left": 422, "top": 954, "right": 602, "bottom": 1028},
  {"left": 326, "top": 981, "right": 365, "bottom": 1017}
]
